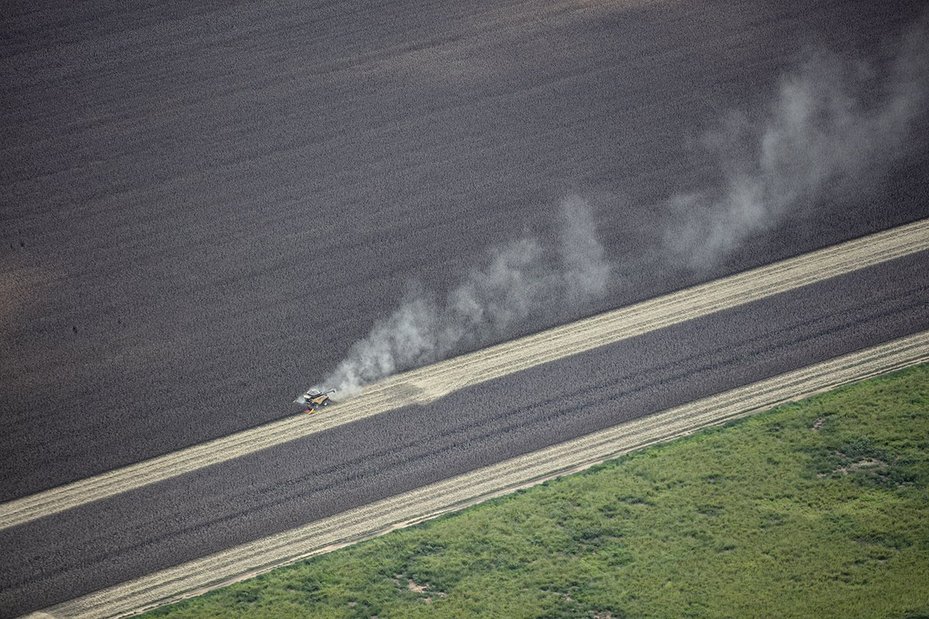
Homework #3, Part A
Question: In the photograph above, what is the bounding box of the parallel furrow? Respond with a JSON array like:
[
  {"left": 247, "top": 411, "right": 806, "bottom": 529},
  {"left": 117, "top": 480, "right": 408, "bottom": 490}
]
[
  {"left": 41, "top": 330, "right": 929, "bottom": 618},
  {"left": 2, "top": 219, "right": 927, "bottom": 531}
]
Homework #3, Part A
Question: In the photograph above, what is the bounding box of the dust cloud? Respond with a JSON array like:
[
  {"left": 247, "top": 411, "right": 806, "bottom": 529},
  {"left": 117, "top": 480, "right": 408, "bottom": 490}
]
[
  {"left": 664, "top": 15, "right": 929, "bottom": 268},
  {"left": 321, "top": 196, "right": 611, "bottom": 395},
  {"left": 309, "top": 14, "right": 928, "bottom": 397}
]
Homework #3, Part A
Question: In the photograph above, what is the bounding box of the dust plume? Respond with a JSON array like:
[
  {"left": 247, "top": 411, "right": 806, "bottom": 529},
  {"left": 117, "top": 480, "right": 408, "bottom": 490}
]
[
  {"left": 310, "top": 16, "right": 929, "bottom": 397},
  {"left": 664, "top": 15, "right": 929, "bottom": 269},
  {"left": 322, "top": 196, "right": 611, "bottom": 395}
]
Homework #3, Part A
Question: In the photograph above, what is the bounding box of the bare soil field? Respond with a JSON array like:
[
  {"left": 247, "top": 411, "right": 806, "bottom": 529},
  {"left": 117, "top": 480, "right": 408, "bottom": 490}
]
[{"left": 3, "top": 0, "right": 928, "bottom": 501}]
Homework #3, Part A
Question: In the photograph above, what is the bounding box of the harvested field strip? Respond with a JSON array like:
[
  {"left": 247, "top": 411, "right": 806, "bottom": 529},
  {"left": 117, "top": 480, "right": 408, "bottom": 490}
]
[
  {"left": 141, "top": 360, "right": 929, "bottom": 619},
  {"left": 40, "top": 330, "right": 929, "bottom": 618},
  {"left": 2, "top": 219, "right": 927, "bottom": 531}
]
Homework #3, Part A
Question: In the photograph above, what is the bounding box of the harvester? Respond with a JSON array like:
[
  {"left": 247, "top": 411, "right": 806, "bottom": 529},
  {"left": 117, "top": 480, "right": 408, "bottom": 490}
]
[{"left": 294, "top": 388, "right": 336, "bottom": 414}]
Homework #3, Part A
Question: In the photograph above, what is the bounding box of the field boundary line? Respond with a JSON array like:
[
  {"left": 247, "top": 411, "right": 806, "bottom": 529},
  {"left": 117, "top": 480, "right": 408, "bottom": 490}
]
[
  {"left": 3, "top": 219, "right": 928, "bottom": 530},
  {"left": 35, "top": 330, "right": 929, "bottom": 618}
]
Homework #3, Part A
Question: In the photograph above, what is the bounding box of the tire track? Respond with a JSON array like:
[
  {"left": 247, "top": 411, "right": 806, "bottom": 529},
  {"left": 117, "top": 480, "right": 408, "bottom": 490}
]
[
  {"left": 2, "top": 218, "right": 928, "bottom": 531},
  {"left": 38, "top": 330, "right": 929, "bottom": 619}
]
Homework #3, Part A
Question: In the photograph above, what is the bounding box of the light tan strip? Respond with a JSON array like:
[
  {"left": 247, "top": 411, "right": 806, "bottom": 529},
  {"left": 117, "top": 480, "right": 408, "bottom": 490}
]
[
  {"left": 3, "top": 219, "right": 929, "bottom": 531},
  {"left": 35, "top": 331, "right": 929, "bottom": 619}
]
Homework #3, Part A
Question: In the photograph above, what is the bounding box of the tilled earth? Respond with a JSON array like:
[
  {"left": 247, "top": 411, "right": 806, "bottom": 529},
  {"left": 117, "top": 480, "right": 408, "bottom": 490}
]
[{"left": 2, "top": 0, "right": 928, "bottom": 502}]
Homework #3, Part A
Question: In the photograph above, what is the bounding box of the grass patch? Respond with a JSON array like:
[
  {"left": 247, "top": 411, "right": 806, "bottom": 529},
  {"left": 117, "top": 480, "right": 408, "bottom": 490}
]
[{"left": 143, "top": 364, "right": 929, "bottom": 618}]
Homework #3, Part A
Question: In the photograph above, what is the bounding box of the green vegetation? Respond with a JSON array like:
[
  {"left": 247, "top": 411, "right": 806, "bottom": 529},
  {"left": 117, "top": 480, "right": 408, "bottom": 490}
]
[{"left": 145, "top": 364, "right": 929, "bottom": 618}]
